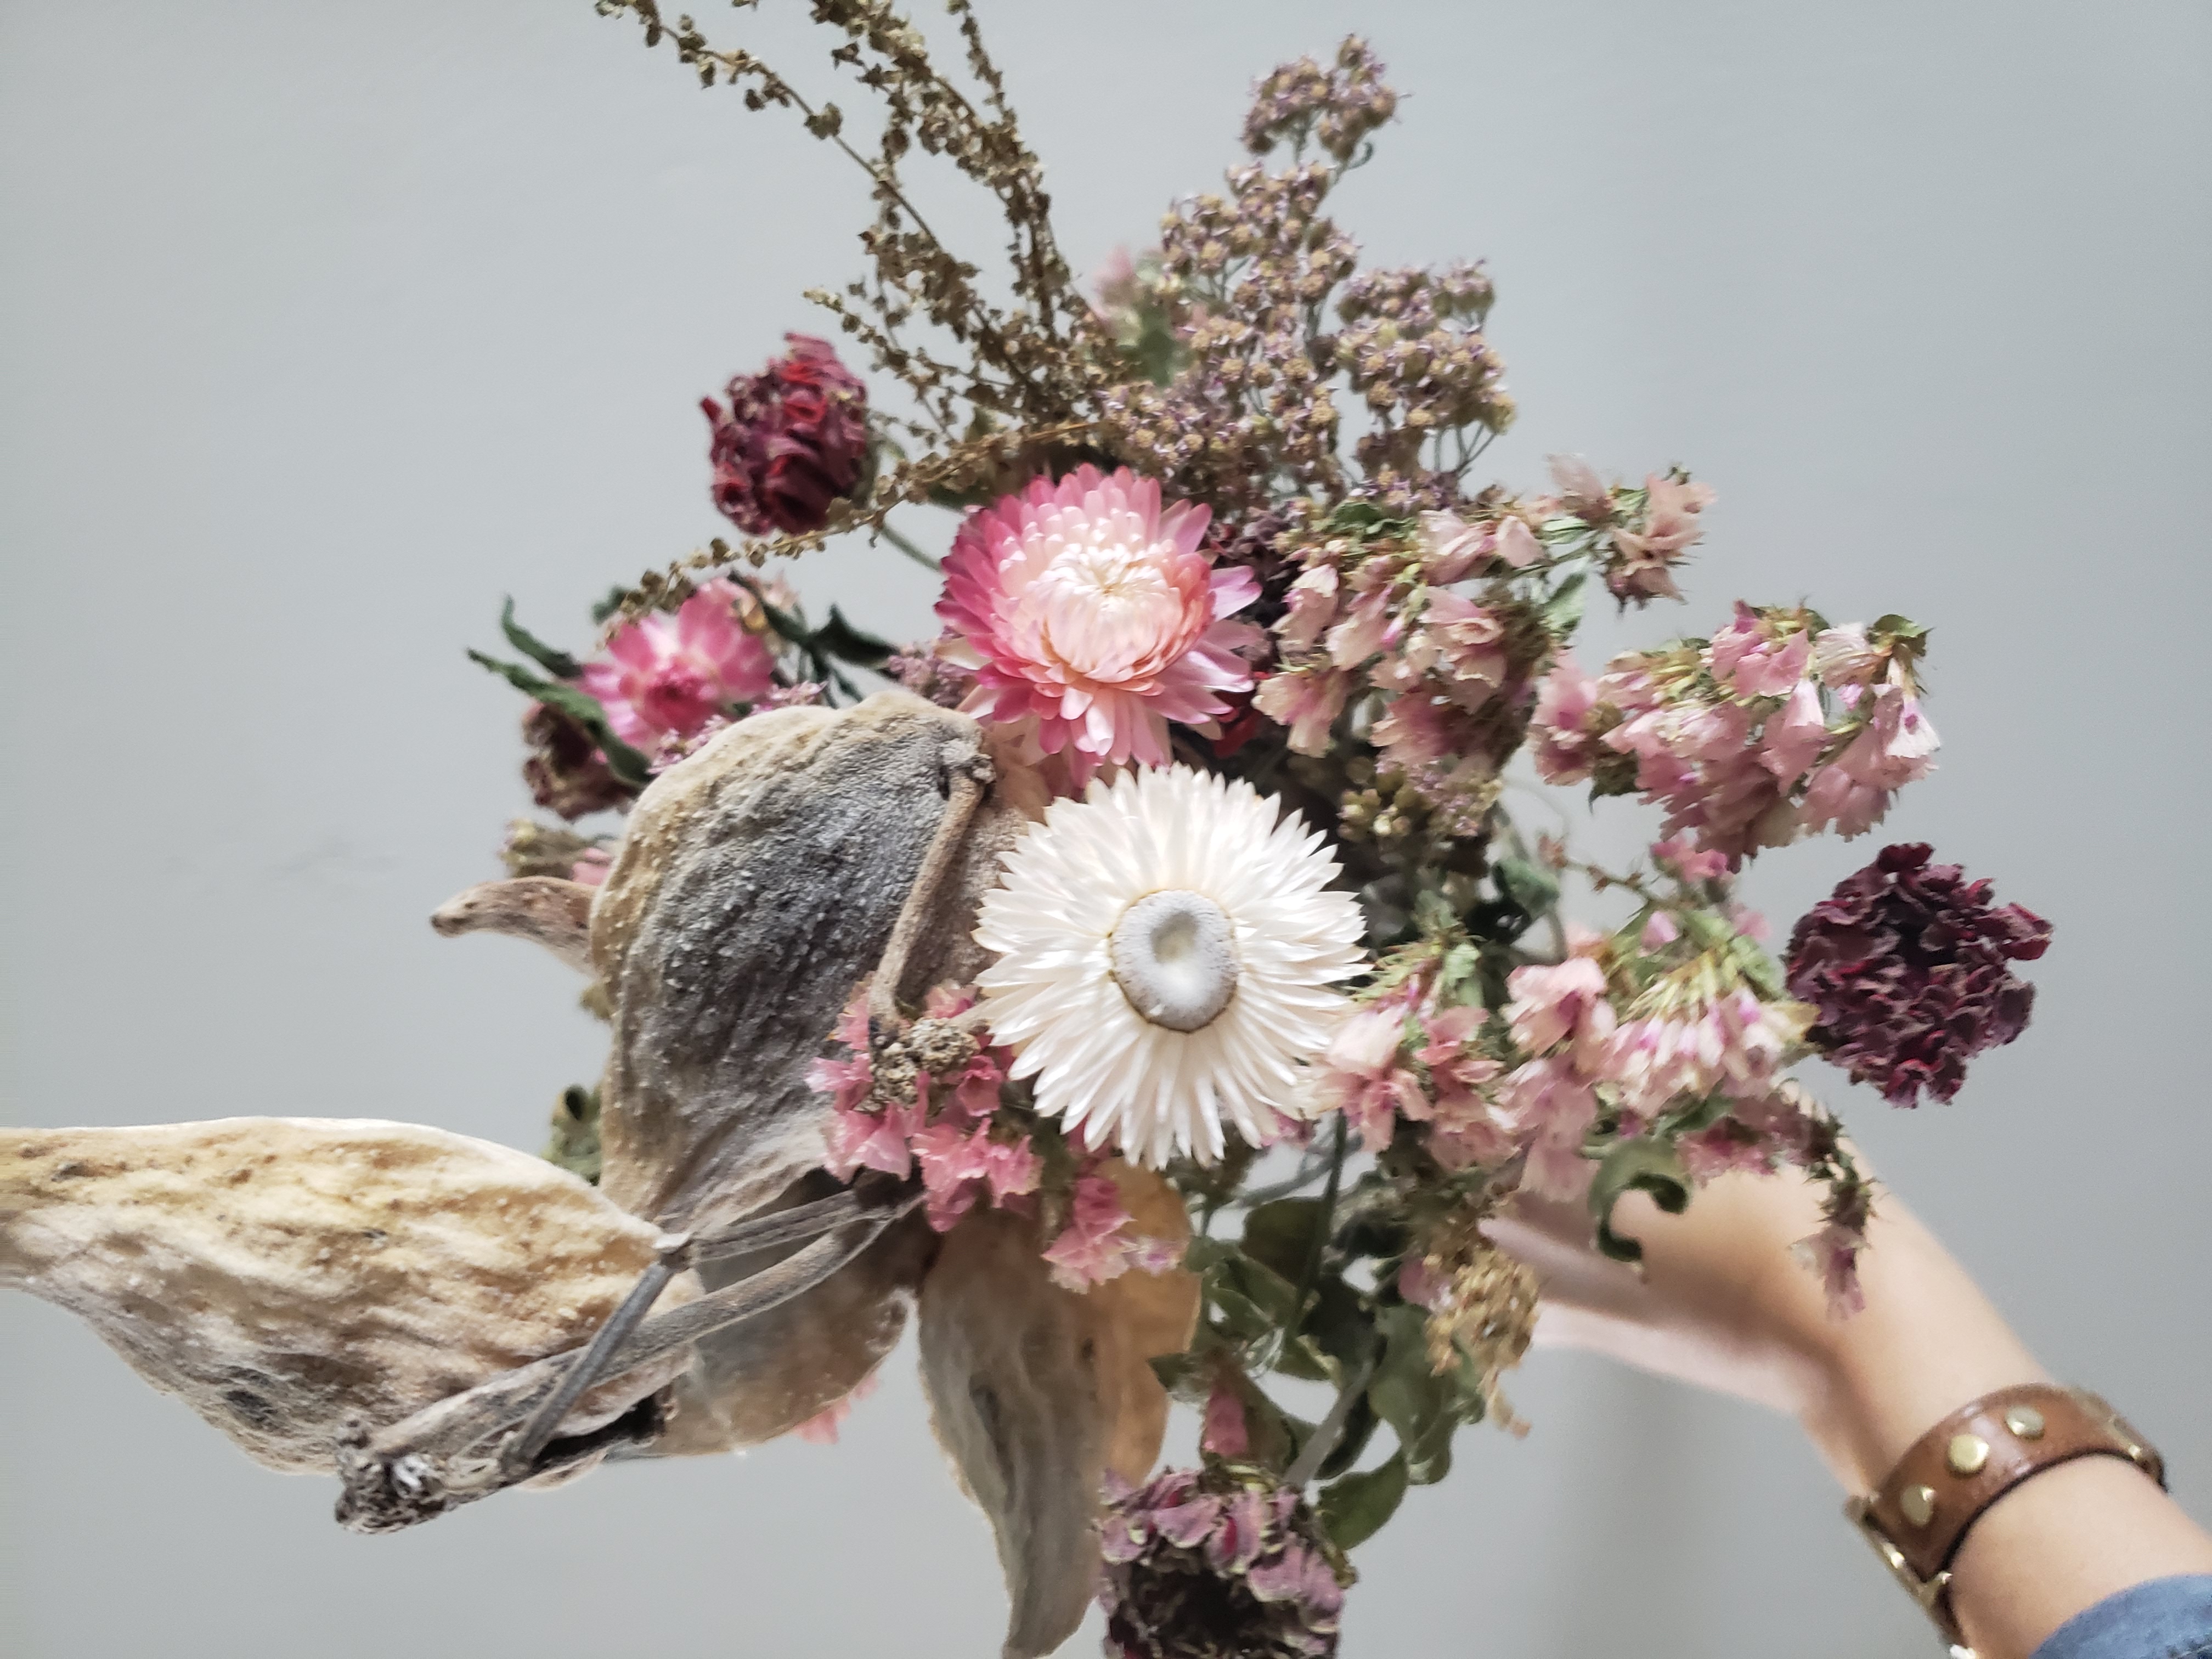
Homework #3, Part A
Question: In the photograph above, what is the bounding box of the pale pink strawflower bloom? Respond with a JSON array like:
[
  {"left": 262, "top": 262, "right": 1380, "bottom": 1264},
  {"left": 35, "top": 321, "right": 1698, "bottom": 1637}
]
[
  {"left": 1640, "top": 911, "right": 1681, "bottom": 949},
  {"left": 936, "top": 465, "right": 1259, "bottom": 780},
  {"left": 579, "top": 579, "right": 777, "bottom": 748}
]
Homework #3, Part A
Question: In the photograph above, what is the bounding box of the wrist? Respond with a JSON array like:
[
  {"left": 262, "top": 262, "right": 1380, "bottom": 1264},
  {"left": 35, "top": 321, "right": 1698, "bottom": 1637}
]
[{"left": 1791, "top": 1201, "right": 2046, "bottom": 1493}]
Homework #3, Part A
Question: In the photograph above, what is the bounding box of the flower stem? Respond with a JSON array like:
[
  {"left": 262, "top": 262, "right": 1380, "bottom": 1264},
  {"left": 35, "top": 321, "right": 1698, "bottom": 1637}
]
[{"left": 877, "top": 521, "right": 941, "bottom": 573}]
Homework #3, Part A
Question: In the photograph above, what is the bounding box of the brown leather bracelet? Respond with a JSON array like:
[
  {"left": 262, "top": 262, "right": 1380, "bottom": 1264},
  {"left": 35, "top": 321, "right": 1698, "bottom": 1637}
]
[{"left": 1847, "top": 1384, "right": 2166, "bottom": 1654}]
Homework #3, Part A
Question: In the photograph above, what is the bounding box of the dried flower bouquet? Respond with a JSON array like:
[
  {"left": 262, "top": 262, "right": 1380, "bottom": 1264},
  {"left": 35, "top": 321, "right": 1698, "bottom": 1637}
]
[{"left": 0, "top": 7, "right": 2055, "bottom": 1656}]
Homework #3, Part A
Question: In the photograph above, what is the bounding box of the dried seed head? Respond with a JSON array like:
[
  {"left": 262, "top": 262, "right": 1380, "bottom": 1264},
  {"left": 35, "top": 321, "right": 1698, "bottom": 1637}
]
[{"left": 0, "top": 1118, "right": 696, "bottom": 1472}]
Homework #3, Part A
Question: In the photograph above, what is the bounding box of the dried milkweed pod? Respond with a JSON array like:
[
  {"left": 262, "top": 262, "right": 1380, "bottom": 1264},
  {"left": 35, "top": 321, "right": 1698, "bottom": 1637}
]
[
  {"left": 919, "top": 1162, "right": 1200, "bottom": 1659},
  {"left": 588, "top": 690, "right": 1029, "bottom": 1234},
  {"left": 0, "top": 1118, "right": 696, "bottom": 1474}
]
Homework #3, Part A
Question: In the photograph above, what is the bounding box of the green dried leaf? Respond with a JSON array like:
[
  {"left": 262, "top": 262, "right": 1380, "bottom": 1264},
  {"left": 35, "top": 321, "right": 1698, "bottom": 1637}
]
[
  {"left": 466, "top": 651, "right": 653, "bottom": 787},
  {"left": 1369, "top": 1304, "right": 1457, "bottom": 1485},
  {"left": 499, "top": 598, "right": 583, "bottom": 680},
  {"left": 1494, "top": 855, "right": 1560, "bottom": 919},
  {"left": 811, "top": 606, "right": 897, "bottom": 668},
  {"left": 1588, "top": 1137, "right": 1691, "bottom": 1263},
  {"left": 1541, "top": 572, "right": 1588, "bottom": 639},
  {"left": 1317, "top": 1451, "right": 1408, "bottom": 1551},
  {"left": 1240, "top": 1198, "right": 1327, "bottom": 1285}
]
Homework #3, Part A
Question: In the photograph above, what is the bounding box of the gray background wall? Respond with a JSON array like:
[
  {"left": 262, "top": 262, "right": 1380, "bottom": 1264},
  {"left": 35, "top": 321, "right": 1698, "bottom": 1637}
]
[{"left": 3, "top": 2, "right": 2207, "bottom": 1655}]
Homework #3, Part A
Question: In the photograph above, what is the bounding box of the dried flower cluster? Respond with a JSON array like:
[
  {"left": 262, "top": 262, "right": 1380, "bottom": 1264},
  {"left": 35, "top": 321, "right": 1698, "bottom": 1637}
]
[{"left": 13, "top": 12, "right": 2055, "bottom": 1659}]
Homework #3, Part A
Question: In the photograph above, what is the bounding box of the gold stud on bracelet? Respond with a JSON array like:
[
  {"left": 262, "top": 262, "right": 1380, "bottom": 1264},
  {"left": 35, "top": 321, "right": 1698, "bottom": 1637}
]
[
  {"left": 2004, "top": 1404, "right": 2046, "bottom": 1440},
  {"left": 1946, "top": 1433, "right": 1991, "bottom": 1476},
  {"left": 1899, "top": 1485, "right": 1938, "bottom": 1526}
]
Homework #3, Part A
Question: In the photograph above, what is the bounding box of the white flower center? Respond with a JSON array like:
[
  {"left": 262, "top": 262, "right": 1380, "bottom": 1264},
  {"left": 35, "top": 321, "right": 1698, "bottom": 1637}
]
[{"left": 1108, "top": 889, "right": 1239, "bottom": 1033}]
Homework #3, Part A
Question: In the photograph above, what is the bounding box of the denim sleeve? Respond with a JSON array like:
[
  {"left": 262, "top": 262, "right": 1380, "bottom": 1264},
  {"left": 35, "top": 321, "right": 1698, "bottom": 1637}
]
[{"left": 2030, "top": 1577, "right": 2212, "bottom": 1659}]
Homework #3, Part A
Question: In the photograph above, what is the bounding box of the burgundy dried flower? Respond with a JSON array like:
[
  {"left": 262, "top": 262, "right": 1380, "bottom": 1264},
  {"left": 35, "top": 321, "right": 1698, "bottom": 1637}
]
[
  {"left": 702, "top": 334, "right": 870, "bottom": 537},
  {"left": 1786, "top": 843, "right": 2052, "bottom": 1107},
  {"left": 520, "top": 701, "right": 632, "bottom": 820},
  {"left": 1098, "top": 1466, "right": 1346, "bottom": 1659}
]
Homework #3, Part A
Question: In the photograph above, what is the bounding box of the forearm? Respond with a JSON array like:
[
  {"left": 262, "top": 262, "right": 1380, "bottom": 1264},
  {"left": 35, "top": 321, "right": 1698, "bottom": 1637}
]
[{"left": 1735, "top": 1186, "right": 2212, "bottom": 1658}]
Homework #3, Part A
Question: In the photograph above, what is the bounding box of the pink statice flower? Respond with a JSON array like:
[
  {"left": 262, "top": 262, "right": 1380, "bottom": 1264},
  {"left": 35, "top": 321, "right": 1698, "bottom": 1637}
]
[
  {"left": 1099, "top": 1467, "right": 1346, "bottom": 1659},
  {"left": 1606, "top": 473, "right": 1716, "bottom": 603},
  {"left": 1304, "top": 1004, "right": 1427, "bottom": 1152},
  {"left": 1201, "top": 1382, "right": 1251, "bottom": 1459},
  {"left": 1650, "top": 837, "right": 1729, "bottom": 883},
  {"left": 791, "top": 1372, "right": 879, "bottom": 1446},
  {"left": 579, "top": 579, "right": 777, "bottom": 748},
  {"left": 1528, "top": 651, "right": 1607, "bottom": 784},
  {"left": 935, "top": 465, "right": 1259, "bottom": 780},
  {"left": 804, "top": 987, "right": 874, "bottom": 1114},
  {"left": 1793, "top": 1221, "right": 1867, "bottom": 1317},
  {"left": 1504, "top": 957, "right": 1617, "bottom": 1071},
  {"left": 1419, "top": 1007, "right": 1510, "bottom": 1170},
  {"left": 822, "top": 1091, "right": 924, "bottom": 1182},
  {"left": 912, "top": 1119, "right": 1042, "bottom": 1231},
  {"left": 1797, "top": 677, "right": 1940, "bottom": 838},
  {"left": 1253, "top": 665, "right": 1352, "bottom": 755},
  {"left": 1493, "top": 1056, "right": 1599, "bottom": 1200},
  {"left": 1707, "top": 602, "right": 1810, "bottom": 699},
  {"left": 1042, "top": 1168, "right": 1147, "bottom": 1291}
]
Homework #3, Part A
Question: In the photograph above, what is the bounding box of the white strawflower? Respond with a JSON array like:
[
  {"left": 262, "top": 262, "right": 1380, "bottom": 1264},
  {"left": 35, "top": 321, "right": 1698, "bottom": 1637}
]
[{"left": 974, "top": 765, "right": 1367, "bottom": 1166}]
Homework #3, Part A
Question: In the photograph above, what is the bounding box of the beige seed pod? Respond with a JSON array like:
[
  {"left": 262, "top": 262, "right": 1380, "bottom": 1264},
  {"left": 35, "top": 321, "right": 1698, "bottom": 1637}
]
[
  {"left": 918, "top": 1161, "right": 1200, "bottom": 1659},
  {"left": 0, "top": 1117, "right": 696, "bottom": 1474}
]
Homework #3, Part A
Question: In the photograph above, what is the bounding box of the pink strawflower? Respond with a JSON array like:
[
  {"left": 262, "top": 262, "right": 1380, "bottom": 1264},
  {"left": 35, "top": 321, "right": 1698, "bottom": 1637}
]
[
  {"left": 579, "top": 579, "right": 777, "bottom": 748},
  {"left": 936, "top": 465, "right": 1259, "bottom": 779},
  {"left": 1640, "top": 911, "right": 1680, "bottom": 949},
  {"left": 1601, "top": 991, "right": 1797, "bottom": 1116}
]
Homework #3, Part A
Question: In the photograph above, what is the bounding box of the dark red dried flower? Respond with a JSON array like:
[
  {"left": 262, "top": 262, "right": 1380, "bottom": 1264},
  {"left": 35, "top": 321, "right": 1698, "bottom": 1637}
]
[
  {"left": 702, "top": 333, "right": 870, "bottom": 537},
  {"left": 1785, "top": 843, "right": 2052, "bottom": 1108},
  {"left": 520, "top": 701, "right": 632, "bottom": 820}
]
